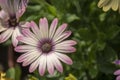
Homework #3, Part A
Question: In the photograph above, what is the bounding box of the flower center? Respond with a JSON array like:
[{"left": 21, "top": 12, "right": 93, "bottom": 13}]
[
  {"left": 8, "top": 16, "right": 18, "bottom": 27},
  {"left": 41, "top": 43, "right": 52, "bottom": 53}
]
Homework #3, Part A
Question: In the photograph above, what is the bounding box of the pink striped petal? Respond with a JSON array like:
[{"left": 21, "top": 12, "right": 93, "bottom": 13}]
[
  {"left": 55, "top": 52, "right": 73, "bottom": 65},
  {"left": 49, "top": 18, "right": 58, "bottom": 38},
  {"left": 39, "top": 54, "right": 47, "bottom": 76},
  {"left": 52, "top": 54, "right": 63, "bottom": 73},
  {"left": 17, "top": 36, "right": 38, "bottom": 46},
  {"left": 17, "top": 50, "right": 41, "bottom": 63},
  {"left": 22, "top": 29, "right": 38, "bottom": 41},
  {"left": 47, "top": 53, "right": 54, "bottom": 75},
  {"left": 114, "top": 69, "right": 120, "bottom": 75},
  {"left": 54, "top": 31, "right": 72, "bottom": 43},
  {"left": 15, "top": 45, "right": 37, "bottom": 52},
  {"left": 0, "top": 0, "right": 8, "bottom": 12},
  {"left": 12, "top": 27, "right": 22, "bottom": 47},
  {"left": 39, "top": 18, "right": 49, "bottom": 38},
  {"left": 55, "top": 40, "right": 77, "bottom": 46},
  {"left": 55, "top": 46, "right": 76, "bottom": 53},
  {"left": 53, "top": 23, "right": 67, "bottom": 39},
  {"left": 22, "top": 52, "right": 40, "bottom": 66},
  {"left": 17, "top": 51, "right": 35, "bottom": 63},
  {"left": 116, "top": 76, "right": 120, "bottom": 80},
  {"left": 0, "top": 28, "right": 13, "bottom": 43},
  {"left": 20, "top": 22, "right": 31, "bottom": 28},
  {"left": 30, "top": 21, "right": 41, "bottom": 39},
  {"left": 16, "top": 0, "right": 28, "bottom": 18},
  {"left": 0, "top": 10, "right": 9, "bottom": 20},
  {"left": 29, "top": 57, "right": 41, "bottom": 73}
]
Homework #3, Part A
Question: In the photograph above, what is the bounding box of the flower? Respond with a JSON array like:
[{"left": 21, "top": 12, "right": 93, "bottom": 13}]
[
  {"left": 114, "top": 60, "right": 120, "bottom": 65},
  {"left": 0, "top": 71, "right": 12, "bottom": 80},
  {"left": 114, "top": 69, "right": 120, "bottom": 80},
  {"left": 98, "top": 0, "right": 120, "bottom": 13},
  {"left": 0, "top": 0, "right": 29, "bottom": 47},
  {"left": 15, "top": 18, "right": 77, "bottom": 76},
  {"left": 65, "top": 73, "right": 77, "bottom": 80}
]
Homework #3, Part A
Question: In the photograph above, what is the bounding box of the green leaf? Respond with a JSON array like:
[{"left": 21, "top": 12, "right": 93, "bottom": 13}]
[
  {"left": 66, "top": 14, "right": 80, "bottom": 23},
  {"left": 96, "top": 46, "right": 117, "bottom": 74},
  {"left": 106, "top": 25, "right": 120, "bottom": 39},
  {"left": 6, "top": 65, "right": 21, "bottom": 80},
  {"left": 6, "top": 68, "right": 15, "bottom": 79}
]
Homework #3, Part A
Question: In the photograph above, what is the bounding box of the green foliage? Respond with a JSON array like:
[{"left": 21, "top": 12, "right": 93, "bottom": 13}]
[
  {"left": 6, "top": 65, "right": 21, "bottom": 80},
  {"left": 21, "top": 0, "right": 120, "bottom": 80}
]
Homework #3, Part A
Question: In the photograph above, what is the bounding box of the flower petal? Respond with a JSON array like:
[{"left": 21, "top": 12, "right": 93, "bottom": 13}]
[
  {"left": 29, "top": 57, "right": 41, "bottom": 73},
  {"left": 15, "top": 45, "right": 37, "bottom": 52},
  {"left": 52, "top": 54, "right": 63, "bottom": 73},
  {"left": 22, "top": 51, "right": 40, "bottom": 66},
  {"left": 17, "top": 36, "right": 38, "bottom": 46},
  {"left": 53, "top": 23, "right": 67, "bottom": 39},
  {"left": 55, "top": 40, "right": 77, "bottom": 46},
  {"left": 12, "top": 27, "right": 22, "bottom": 47},
  {"left": 0, "top": 10, "right": 9, "bottom": 20},
  {"left": 55, "top": 52, "right": 73, "bottom": 65},
  {"left": 30, "top": 21, "right": 41, "bottom": 39},
  {"left": 0, "top": 28, "right": 13, "bottom": 43},
  {"left": 111, "top": 0, "right": 118, "bottom": 11},
  {"left": 39, "top": 18, "right": 49, "bottom": 38},
  {"left": 49, "top": 18, "right": 58, "bottom": 38},
  {"left": 55, "top": 46, "right": 76, "bottom": 53},
  {"left": 17, "top": 50, "right": 41, "bottom": 63},
  {"left": 116, "top": 75, "right": 120, "bottom": 80},
  {"left": 16, "top": 0, "right": 29, "bottom": 18},
  {"left": 114, "top": 60, "right": 120, "bottom": 65},
  {"left": 114, "top": 69, "right": 120, "bottom": 75},
  {"left": 39, "top": 54, "right": 47, "bottom": 76},
  {"left": 47, "top": 53, "right": 55, "bottom": 75},
  {"left": 22, "top": 29, "right": 38, "bottom": 41},
  {"left": 54, "top": 31, "right": 72, "bottom": 44}
]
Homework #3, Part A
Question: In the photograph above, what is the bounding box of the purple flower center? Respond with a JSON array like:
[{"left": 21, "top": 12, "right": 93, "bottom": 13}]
[
  {"left": 39, "top": 39, "right": 54, "bottom": 53},
  {"left": 41, "top": 43, "right": 52, "bottom": 53},
  {"left": 8, "top": 16, "right": 18, "bottom": 27}
]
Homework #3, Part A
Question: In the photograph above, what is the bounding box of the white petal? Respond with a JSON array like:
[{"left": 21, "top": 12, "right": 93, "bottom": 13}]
[
  {"left": 55, "top": 52, "right": 73, "bottom": 65},
  {"left": 17, "top": 36, "right": 38, "bottom": 46},
  {"left": 12, "top": 27, "right": 22, "bottom": 47},
  {"left": 39, "top": 18, "right": 49, "bottom": 38},
  {"left": 53, "top": 23, "right": 67, "bottom": 40},
  {"left": 29, "top": 57, "right": 41, "bottom": 73},
  {"left": 39, "top": 54, "right": 47, "bottom": 76},
  {"left": 52, "top": 54, "right": 63, "bottom": 73},
  {"left": 0, "top": 28, "right": 13, "bottom": 43},
  {"left": 22, "top": 51, "right": 40, "bottom": 66},
  {"left": 47, "top": 53, "right": 54, "bottom": 75},
  {"left": 49, "top": 18, "right": 58, "bottom": 38},
  {"left": 22, "top": 29, "right": 38, "bottom": 41},
  {"left": 15, "top": 45, "right": 38, "bottom": 53}
]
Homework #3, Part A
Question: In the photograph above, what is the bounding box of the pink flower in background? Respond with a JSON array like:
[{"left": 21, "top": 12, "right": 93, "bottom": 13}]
[
  {"left": 114, "top": 69, "right": 120, "bottom": 80},
  {"left": 0, "top": 0, "right": 29, "bottom": 46},
  {"left": 114, "top": 60, "right": 120, "bottom": 65},
  {"left": 15, "top": 18, "right": 77, "bottom": 76}
]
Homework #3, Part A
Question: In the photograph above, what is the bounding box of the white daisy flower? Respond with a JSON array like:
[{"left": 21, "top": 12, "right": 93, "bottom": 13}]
[{"left": 15, "top": 18, "right": 77, "bottom": 76}]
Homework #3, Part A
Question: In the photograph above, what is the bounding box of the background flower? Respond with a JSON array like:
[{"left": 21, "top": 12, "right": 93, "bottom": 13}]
[
  {"left": 98, "top": 0, "right": 120, "bottom": 13},
  {"left": 0, "top": 0, "right": 29, "bottom": 46}
]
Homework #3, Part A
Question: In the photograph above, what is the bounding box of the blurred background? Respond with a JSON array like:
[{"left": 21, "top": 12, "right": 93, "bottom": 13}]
[{"left": 0, "top": 0, "right": 120, "bottom": 80}]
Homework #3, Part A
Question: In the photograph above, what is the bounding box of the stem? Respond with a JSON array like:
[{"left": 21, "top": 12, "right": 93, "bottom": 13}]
[{"left": 8, "top": 45, "right": 15, "bottom": 68}]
